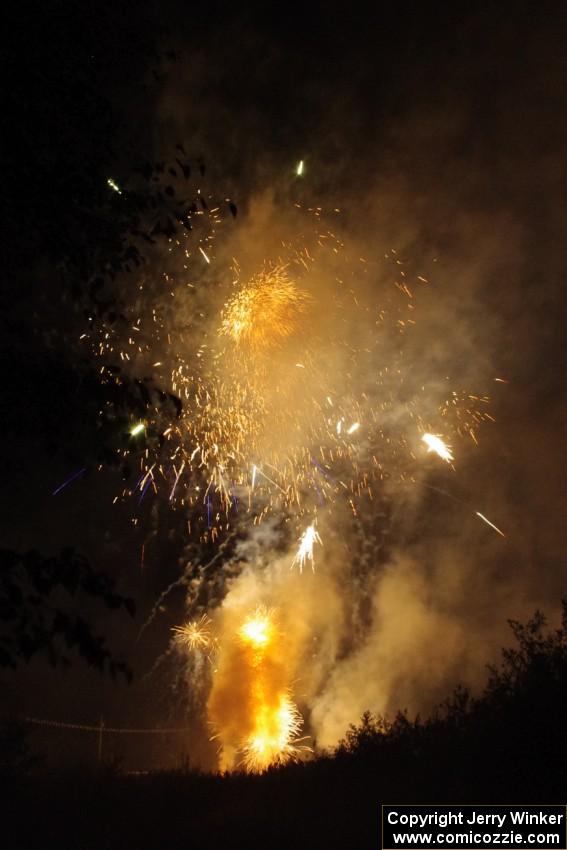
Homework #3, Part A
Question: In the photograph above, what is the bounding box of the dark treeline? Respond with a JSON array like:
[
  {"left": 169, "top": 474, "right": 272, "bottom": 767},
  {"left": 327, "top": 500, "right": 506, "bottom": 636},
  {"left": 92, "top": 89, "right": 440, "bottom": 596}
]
[{"left": 2, "top": 602, "right": 566, "bottom": 850}]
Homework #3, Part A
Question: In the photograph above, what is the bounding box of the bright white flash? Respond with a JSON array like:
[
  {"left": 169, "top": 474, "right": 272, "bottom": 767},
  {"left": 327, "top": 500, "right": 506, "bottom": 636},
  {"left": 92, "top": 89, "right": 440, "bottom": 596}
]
[
  {"left": 292, "top": 523, "right": 322, "bottom": 573},
  {"left": 421, "top": 432, "right": 454, "bottom": 463}
]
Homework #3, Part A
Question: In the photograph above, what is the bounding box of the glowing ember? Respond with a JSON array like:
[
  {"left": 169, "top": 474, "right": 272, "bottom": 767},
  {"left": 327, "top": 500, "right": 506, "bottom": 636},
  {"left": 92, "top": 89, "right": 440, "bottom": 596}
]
[{"left": 107, "top": 177, "right": 122, "bottom": 194}]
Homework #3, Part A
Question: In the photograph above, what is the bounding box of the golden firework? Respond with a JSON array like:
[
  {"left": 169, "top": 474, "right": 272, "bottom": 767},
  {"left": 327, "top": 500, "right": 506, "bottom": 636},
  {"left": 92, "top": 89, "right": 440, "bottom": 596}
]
[
  {"left": 172, "top": 614, "right": 213, "bottom": 650},
  {"left": 220, "top": 265, "right": 311, "bottom": 351},
  {"left": 242, "top": 691, "right": 305, "bottom": 772},
  {"left": 237, "top": 608, "right": 307, "bottom": 771}
]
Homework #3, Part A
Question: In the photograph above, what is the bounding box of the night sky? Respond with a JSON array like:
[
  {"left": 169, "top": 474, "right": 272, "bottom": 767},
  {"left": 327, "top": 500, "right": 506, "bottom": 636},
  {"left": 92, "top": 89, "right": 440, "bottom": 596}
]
[{"left": 3, "top": 1, "right": 567, "bottom": 773}]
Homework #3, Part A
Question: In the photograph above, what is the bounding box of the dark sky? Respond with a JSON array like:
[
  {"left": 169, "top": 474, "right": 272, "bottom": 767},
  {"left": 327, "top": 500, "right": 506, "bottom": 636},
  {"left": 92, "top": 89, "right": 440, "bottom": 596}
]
[{"left": 2, "top": 1, "right": 567, "bottom": 769}]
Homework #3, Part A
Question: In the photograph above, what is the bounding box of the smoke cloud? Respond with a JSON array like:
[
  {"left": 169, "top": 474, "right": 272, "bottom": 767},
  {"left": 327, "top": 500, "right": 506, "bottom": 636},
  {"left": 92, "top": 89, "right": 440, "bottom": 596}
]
[{"left": 142, "top": 6, "right": 567, "bottom": 766}]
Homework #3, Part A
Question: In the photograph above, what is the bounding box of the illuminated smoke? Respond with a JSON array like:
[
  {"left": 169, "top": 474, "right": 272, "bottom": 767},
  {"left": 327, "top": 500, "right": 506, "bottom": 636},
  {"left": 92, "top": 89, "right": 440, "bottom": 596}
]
[{"left": 86, "top": 199, "right": 493, "bottom": 547}]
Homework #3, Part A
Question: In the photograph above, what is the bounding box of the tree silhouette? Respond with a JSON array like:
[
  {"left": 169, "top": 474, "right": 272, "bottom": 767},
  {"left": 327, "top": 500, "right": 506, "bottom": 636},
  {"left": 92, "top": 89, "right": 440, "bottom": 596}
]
[
  {"left": 0, "top": 548, "right": 134, "bottom": 679},
  {"left": 335, "top": 601, "right": 567, "bottom": 801}
]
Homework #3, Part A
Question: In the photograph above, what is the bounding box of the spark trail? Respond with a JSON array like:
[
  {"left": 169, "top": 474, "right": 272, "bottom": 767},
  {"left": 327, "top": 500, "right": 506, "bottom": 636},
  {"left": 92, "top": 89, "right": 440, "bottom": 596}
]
[{"left": 292, "top": 523, "right": 322, "bottom": 572}]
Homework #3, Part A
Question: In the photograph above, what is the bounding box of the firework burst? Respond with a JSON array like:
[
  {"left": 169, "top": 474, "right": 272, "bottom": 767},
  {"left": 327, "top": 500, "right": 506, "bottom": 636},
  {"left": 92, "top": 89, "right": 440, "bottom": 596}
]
[
  {"left": 172, "top": 614, "right": 213, "bottom": 651},
  {"left": 220, "top": 264, "right": 311, "bottom": 352},
  {"left": 85, "top": 197, "right": 494, "bottom": 549}
]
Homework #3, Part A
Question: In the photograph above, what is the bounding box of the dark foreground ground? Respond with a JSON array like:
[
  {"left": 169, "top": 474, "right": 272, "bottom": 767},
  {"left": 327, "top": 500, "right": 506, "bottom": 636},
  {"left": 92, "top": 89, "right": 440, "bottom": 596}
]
[{"left": 2, "top": 738, "right": 565, "bottom": 850}]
